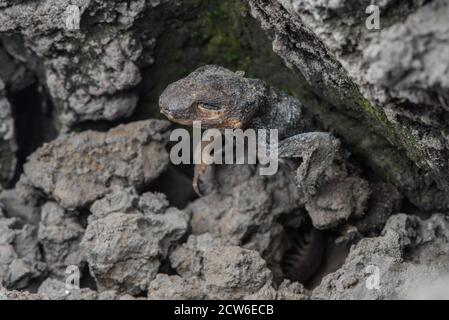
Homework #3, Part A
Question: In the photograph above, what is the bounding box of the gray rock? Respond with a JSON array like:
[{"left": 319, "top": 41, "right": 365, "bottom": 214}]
[
  {"left": 313, "top": 213, "right": 449, "bottom": 299},
  {"left": 0, "top": 187, "right": 42, "bottom": 225},
  {"left": 165, "top": 233, "right": 309, "bottom": 300},
  {"left": 1, "top": 278, "right": 136, "bottom": 300},
  {"left": 0, "top": 207, "right": 46, "bottom": 289},
  {"left": 360, "top": 0, "right": 449, "bottom": 191},
  {"left": 248, "top": 0, "right": 449, "bottom": 211},
  {"left": 190, "top": 177, "right": 273, "bottom": 243},
  {"left": 203, "top": 245, "right": 273, "bottom": 299},
  {"left": 37, "top": 278, "right": 136, "bottom": 300},
  {"left": 244, "top": 279, "right": 308, "bottom": 300},
  {"left": 38, "top": 202, "right": 85, "bottom": 278},
  {"left": 0, "top": 39, "right": 35, "bottom": 92},
  {"left": 187, "top": 166, "right": 304, "bottom": 281},
  {"left": 170, "top": 233, "right": 228, "bottom": 279},
  {"left": 23, "top": 119, "right": 171, "bottom": 210},
  {"left": 0, "top": 0, "right": 170, "bottom": 128},
  {"left": 148, "top": 274, "right": 206, "bottom": 300},
  {"left": 354, "top": 183, "right": 403, "bottom": 236},
  {"left": 38, "top": 278, "right": 97, "bottom": 300},
  {"left": 81, "top": 187, "right": 189, "bottom": 295},
  {"left": 148, "top": 273, "right": 307, "bottom": 300},
  {"left": 154, "top": 235, "right": 302, "bottom": 300},
  {"left": 0, "top": 286, "right": 41, "bottom": 300},
  {"left": 166, "top": 233, "right": 308, "bottom": 300}
]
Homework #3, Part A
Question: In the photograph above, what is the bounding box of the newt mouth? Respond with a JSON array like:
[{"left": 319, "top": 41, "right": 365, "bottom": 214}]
[
  {"left": 194, "top": 106, "right": 225, "bottom": 120},
  {"left": 160, "top": 110, "right": 194, "bottom": 126}
]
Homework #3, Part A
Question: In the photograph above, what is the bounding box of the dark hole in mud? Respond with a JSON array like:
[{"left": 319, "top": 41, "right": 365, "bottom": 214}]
[
  {"left": 77, "top": 207, "right": 92, "bottom": 229},
  {"left": 281, "top": 221, "right": 351, "bottom": 290},
  {"left": 306, "top": 232, "right": 352, "bottom": 290},
  {"left": 71, "top": 118, "right": 127, "bottom": 133},
  {"left": 240, "top": 226, "right": 259, "bottom": 247},
  {"left": 17, "top": 243, "right": 48, "bottom": 293},
  {"left": 281, "top": 221, "right": 326, "bottom": 288},
  {"left": 23, "top": 276, "right": 46, "bottom": 294},
  {"left": 37, "top": 242, "right": 46, "bottom": 263},
  {"left": 144, "top": 164, "right": 197, "bottom": 209},
  {"left": 80, "top": 263, "right": 97, "bottom": 291},
  {"left": 8, "top": 83, "right": 57, "bottom": 185},
  {"left": 8, "top": 217, "right": 24, "bottom": 230},
  {"left": 400, "top": 198, "right": 432, "bottom": 218},
  {"left": 158, "top": 258, "right": 178, "bottom": 277},
  {"left": 135, "top": 289, "right": 149, "bottom": 298}
]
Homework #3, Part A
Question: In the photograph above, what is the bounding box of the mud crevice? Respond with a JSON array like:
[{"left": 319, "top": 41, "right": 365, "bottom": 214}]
[{"left": 8, "top": 83, "right": 57, "bottom": 185}]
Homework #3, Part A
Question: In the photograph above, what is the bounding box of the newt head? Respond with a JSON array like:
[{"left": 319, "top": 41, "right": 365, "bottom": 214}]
[{"left": 159, "top": 65, "right": 268, "bottom": 129}]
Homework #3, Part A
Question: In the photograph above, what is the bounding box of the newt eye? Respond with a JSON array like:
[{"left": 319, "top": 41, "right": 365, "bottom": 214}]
[
  {"left": 194, "top": 102, "right": 224, "bottom": 120},
  {"left": 196, "top": 102, "right": 221, "bottom": 111}
]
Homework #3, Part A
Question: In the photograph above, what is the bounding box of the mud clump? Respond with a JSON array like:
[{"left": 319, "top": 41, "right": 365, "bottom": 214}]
[
  {"left": 0, "top": 204, "right": 46, "bottom": 290},
  {"left": 38, "top": 202, "right": 85, "bottom": 279},
  {"left": 22, "top": 119, "right": 171, "bottom": 210},
  {"left": 81, "top": 187, "right": 189, "bottom": 295},
  {"left": 313, "top": 214, "right": 449, "bottom": 300}
]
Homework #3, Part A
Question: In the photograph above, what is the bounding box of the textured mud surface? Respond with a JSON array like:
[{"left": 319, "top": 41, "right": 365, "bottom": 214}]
[
  {"left": 248, "top": 0, "right": 449, "bottom": 211},
  {"left": 0, "top": 0, "right": 448, "bottom": 300}
]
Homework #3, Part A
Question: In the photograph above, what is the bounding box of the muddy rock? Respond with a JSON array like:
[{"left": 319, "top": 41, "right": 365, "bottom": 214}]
[
  {"left": 359, "top": 0, "right": 449, "bottom": 198},
  {"left": 148, "top": 273, "right": 297, "bottom": 300},
  {"left": 0, "top": 204, "right": 46, "bottom": 289},
  {"left": 248, "top": 0, "right": 449, "bottom": 211},
  {"left": 0, "top": 187, "right": 41, "bottom": 225},
  {"left": 170, "top": 233, "right": 228, "bottom": 279},
  {"left": 38, "top": 202, "right": 85, "bottom": 278},
  {"left": 23, "top": 119, "right": 171, "bottom": 210},
  {"left": 305, "top": 177, "right": 371, "bottom": 230},
  {"left": 188, "top": 165, "right": 304, "bottom": 281},
  {"left": 189, "top": 177, "right": 273, "bottom": 244},
  {"left": 203, "top": 245, "right": 273, "bottom": 299},
  {"left": 36, "top": 278, "right": 137, "bottom": 300},
  {"left": 81, "top": 187, "right": 189, "bottom": 295},
  {"left": 152, "top": 236, "right": 279, "bottom": 300},
  {"left": 0, "top": 286, "right": 41, "bottom": 300},
  {"left": 354, "top": 183, "right": 403, "bottom": 236},
  {"left": 148, "top": 274, "right": 206, "bottom": 300},
  {"left": 1, "top": 278, "right": 136, "bottom": 300},
  {"left": 312, "top": 213, "right": 449, "bottom": 299},
  {"left": 0, "top": 39, "right": 35, "bottom": 92},
  {"left": 38, "top": 278, "right": 97, "bottom": 300},
  {"left": 0, "top": 0, "right": 173, "bottom": 128},
  {"left": 196, "top": 163, "right": 304, "bottom": 216},
  {"left": 155, "top": 234, "right": 307, "bottom": 300},
  {"left": 244, "top": 280, "right": 308, "bottom": 300}
]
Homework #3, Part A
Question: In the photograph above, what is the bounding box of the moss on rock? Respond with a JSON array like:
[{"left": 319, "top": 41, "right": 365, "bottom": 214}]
[{"left": 134, "top": 0, "right": 302, "bottom": 121}]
